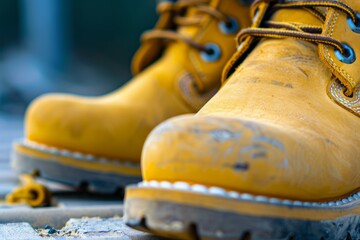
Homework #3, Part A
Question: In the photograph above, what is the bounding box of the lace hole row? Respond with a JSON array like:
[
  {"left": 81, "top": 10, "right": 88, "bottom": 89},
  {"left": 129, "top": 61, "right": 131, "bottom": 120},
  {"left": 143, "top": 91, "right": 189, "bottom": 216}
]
[
  {"left": 336, "top": 11, "right": 360, "bottom": 64},
  {"left": 199, "top": 16, "right": 239, "bottom": 63}
]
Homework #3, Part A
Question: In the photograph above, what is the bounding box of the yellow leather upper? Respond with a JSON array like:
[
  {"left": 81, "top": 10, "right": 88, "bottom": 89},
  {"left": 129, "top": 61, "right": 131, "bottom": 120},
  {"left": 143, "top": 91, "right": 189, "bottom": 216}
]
[
  {"left": 26, "top": 0, "right": 251, "bottom": 162},
  {"left": 142, "top": 1, "right": 360, "bottom": 201}
]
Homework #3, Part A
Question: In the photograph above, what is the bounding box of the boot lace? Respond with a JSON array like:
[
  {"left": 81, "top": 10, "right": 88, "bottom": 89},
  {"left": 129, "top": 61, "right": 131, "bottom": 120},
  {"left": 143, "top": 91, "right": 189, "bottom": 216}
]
[
  {"left": 237, "top": 0, "right": 359, "bottom": 60},
  {"left": 142, "top": 0, "right": 235, "bottom": 54}
]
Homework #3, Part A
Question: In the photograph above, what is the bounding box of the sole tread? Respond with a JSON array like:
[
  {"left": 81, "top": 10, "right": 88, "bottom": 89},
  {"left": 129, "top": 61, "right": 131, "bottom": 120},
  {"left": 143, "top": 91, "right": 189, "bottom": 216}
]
[
  {"left": 124, "top": 187, "right": 360, "bottom": 240},
  {"left": 12, "top": 147, "right": 141, "bottom": 193}
]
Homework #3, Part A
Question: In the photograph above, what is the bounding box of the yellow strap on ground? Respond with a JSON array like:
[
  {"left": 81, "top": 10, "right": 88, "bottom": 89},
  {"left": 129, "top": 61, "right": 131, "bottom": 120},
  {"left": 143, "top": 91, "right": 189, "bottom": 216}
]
[{"left": 6, "top": 174, "right": 51, "bottom": 207}]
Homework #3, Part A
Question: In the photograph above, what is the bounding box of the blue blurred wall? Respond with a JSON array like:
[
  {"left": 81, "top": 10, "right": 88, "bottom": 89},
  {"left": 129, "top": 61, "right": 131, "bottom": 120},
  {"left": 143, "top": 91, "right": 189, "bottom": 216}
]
[
  {"left": 0, "top": 0, "right": 158, "bottom": 114},
  {"left": 1, "top": 0, "right": 158, "bottom": 80}
]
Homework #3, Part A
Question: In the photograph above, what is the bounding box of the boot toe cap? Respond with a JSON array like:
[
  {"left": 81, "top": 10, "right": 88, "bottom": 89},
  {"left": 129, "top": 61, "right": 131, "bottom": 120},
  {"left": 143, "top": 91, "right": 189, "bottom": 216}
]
[
  {"left": 142, "top": 115, "right": 336, "bottom": 200},
  {"left": 25, "top": 93, "right": 147, "bottom": 161}
]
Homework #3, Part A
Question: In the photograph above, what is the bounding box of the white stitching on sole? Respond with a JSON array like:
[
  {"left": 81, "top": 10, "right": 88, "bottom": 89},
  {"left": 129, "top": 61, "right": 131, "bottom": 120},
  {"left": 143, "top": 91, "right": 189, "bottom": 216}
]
[
  {"left": 20, "top": 140, "right": 140, "bottom": 168},
  {"left": 137, "top": 180, "right": 360, "bottom": 208}
]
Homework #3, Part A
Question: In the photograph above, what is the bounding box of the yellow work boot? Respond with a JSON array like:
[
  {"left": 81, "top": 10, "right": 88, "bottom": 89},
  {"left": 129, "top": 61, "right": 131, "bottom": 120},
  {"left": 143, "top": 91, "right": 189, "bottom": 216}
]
[
  {"left": 125, "top": 0, "right": 360, "bottom": 239},
  {"left": 11, "top": 0, "right": 252, "bottom": 192}
]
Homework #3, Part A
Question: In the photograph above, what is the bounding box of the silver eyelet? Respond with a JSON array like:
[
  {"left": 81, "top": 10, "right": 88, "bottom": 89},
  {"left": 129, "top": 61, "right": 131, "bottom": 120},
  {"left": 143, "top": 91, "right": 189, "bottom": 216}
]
[
  {"left": 347, "top": 12, "right": 360, "bottom": 33},
  {"left": 218, "top": 16, "right": 239, "bottom": 35},
  {"left": 334, "top": 43, "right": 356, "bottom": 64},
  {"left": 200, "top": 43, "right": 221, "bottom": 62}
]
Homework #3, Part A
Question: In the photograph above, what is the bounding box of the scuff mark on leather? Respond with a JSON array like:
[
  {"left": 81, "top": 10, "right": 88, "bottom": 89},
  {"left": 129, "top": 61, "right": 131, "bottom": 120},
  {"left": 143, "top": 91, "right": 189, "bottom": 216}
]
[
  {"left": 271, "top": 80, "right": 294, "bottom": 89},
  {"left": 211, "top": 129, "right": 241, "bottom": 142},
  {"left": 233, "top": 162, "right": 249, "bottom": 171},
  {"left": 253, "top": 135, "right": 285, "bottom": 151},
  {"left": 252, "top": 151, "right": 267, "bottom": 159}
]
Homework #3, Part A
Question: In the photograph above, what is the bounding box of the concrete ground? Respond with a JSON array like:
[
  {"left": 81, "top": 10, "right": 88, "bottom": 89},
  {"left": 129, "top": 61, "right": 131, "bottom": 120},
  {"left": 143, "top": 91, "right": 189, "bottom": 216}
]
[{"left": 1, "top": 218, "right": 164, "bottom": 240}]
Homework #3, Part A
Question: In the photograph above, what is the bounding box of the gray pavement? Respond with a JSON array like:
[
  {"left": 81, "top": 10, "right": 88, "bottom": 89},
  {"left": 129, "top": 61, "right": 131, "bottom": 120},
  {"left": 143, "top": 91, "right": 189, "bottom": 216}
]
[
  {"left": 0, "top": 114, "right": 22, "bottom": 199},
  {"left": 0, "top": 222, "right": 42, "bottom": 240},
  {"left": 1, "top": 218, "right": 163, "bottom": 240}
]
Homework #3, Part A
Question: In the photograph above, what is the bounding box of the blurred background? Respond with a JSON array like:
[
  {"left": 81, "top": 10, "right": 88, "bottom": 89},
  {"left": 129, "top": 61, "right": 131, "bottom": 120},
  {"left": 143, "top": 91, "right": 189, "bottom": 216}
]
[
  {"left": 0, "top": 0, "right": 160, "bottom": 202},
  {"left": 0, "top": 0, "right": 158, "bottom": 115}
]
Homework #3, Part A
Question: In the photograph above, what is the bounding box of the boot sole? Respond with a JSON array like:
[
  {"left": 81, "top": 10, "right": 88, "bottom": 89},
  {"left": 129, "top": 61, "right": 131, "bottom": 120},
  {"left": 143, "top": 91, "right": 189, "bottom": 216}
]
[
  {"left": 124, "top": 182, "right": 360, "bottom": 240},
  {"left": 12, "top": 140, "right": 142, "bottom": 193}
]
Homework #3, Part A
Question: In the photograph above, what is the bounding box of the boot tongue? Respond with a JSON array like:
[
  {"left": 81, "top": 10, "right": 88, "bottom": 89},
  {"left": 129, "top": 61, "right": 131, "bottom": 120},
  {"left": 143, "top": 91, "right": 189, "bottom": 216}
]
[{"left": 270, "top": 6, "right": 323, "bottom": 26}]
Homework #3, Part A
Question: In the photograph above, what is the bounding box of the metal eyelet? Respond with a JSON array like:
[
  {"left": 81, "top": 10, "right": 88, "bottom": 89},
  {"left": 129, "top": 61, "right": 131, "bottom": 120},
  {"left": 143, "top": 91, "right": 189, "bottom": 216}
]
[
  {"left": 218, "top": 16, "right": 239, "bottom": 35},
  {"left": 200, "top": 43, "right": 221, "bottom": 62},
  {"left": 347, "top": 12, "right": 360, "bottom": 33},
  {"left": 334, "top": 43, "right": 356, "bottom": 64}
]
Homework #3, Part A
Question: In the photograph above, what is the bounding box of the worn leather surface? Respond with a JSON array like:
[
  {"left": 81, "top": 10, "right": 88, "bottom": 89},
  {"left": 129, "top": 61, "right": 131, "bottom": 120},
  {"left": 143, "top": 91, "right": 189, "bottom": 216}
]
[
  {"left": 142, "top": 1, "right": 360, "bottom": 201},
  {"left": 25, "top": 0, "right": 251, "bottom": 162}
]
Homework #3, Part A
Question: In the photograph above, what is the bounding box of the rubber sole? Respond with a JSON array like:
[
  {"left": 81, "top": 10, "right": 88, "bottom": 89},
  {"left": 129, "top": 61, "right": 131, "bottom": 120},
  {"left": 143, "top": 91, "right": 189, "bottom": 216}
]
[
  {"left": 124, "top": 182, "right": 360, "bottom": 240},
  {"left": 12, "top": 140, "right": 142, "bottom": 193}
]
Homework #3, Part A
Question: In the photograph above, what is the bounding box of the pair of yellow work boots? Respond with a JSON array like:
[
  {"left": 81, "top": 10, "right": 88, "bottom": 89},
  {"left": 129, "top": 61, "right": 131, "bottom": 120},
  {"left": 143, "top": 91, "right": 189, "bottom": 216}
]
[{"left": 12, "top": 0, "right": 360, "bottom": 239}]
